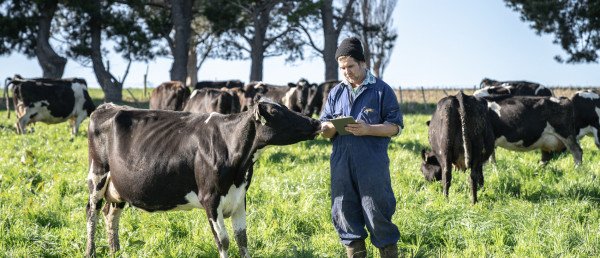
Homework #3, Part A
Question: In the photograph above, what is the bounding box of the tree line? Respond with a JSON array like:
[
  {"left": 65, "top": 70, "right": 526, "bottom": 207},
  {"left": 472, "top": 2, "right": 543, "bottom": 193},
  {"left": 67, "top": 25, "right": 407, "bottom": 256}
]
[{"left": 0, "top": 0, "right": 398, "bottom": 102}]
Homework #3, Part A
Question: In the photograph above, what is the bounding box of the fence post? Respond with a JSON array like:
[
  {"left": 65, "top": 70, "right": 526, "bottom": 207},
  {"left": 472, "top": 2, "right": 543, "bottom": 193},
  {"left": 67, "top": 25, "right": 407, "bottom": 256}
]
[
  {"left": 143, "top": 65, "right": 149, "bottom": 98},
  {"left": 399, "top": 86, "right": 403, "bottom": 104},
  {"left": 421, "top": 86, "right": 428, "bottom": 111}
]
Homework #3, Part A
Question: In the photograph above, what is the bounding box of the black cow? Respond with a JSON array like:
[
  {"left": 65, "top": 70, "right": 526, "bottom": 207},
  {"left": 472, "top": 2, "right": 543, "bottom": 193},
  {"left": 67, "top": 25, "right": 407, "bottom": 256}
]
[
  {"left": 85, "top": 99, "right": 320, "bottom": 258},
  {"left": 571, "top": 90, "right": 600, "bottom": 149},
  {"left": 476, "top": 78, "right": 552, "bottom": 97},
  {"left": 305, "top": 80, "right": 340, "bottom": 117},
  {"left": 195, "top": 80, "right": 244, "bottom": 90},
  {"left": 483, "top": 95, "right": 583, "bottom": 165},
  {"left": 4, "top": 75, "right": 96, "bottom": 136},
  {"left": 184, "top": 88, "right": 241, "bottom": 114},
  {"left": 149, "top": 81, "right": 191, "bottom": 111},
  {"left": 420, "top": 91, "right": 495, "bottom": 205},
  {"left": 247, "top": 80, "right": 311, "bottom": 113}
]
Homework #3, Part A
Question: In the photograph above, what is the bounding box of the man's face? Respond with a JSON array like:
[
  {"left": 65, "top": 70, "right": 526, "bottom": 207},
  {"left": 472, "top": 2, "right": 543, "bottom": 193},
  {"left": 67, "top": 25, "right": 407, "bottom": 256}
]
[{"left": 338, "top": 56, "right": 366, "bottom": 87}]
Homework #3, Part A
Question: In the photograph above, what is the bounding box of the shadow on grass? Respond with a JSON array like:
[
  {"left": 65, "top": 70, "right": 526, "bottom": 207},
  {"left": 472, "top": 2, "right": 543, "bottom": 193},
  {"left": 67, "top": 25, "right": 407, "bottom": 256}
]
[{"left": 391, "top": 139, "right": 429, "bottom": 156}]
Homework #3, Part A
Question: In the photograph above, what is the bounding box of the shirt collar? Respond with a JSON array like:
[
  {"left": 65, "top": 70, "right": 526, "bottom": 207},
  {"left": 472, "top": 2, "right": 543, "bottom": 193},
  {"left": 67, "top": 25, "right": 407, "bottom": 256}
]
[{"left": 341, "top": 68, "right": 376, "bottom": 88}]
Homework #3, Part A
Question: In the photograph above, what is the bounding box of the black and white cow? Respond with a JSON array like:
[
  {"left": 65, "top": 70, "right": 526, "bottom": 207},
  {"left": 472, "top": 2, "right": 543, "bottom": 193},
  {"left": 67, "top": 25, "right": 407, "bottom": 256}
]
[
  {"left": 475, "top": 78, "right": 552, "bottom": 97},
  {"left": 149, "top": 81, "right": 191, "bottom": 111},
  {"left": 247, "top": 80, "right": 311, "bottom": 113},
  {"left": 483, "top": 94, "right": 583, "bottom": 165},
  {"left": 305, "top": 80, "right": 340, "bottom": 117},
  {"left": 4, "top": 75, "right": 96, "bottom": 136},
  {"left": 571, "top": 90, "right": 600, "bottom": 149},
  {"left": 85, "top": 99, "right": 321, "bottom": 258},
  {"left": 195, "top": 80, "right": 244, "bottom": 90},
  {"left": 184, "top": 88, "right": 241, "bottom": 114},
  {"left": 420, "top": 91, "right": 495, "bottom": 205}
]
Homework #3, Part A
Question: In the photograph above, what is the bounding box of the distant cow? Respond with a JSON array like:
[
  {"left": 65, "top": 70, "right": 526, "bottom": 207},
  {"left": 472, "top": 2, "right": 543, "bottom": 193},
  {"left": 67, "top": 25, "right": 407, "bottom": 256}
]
[
  {"left": 4, "top": 75, "right": 96, "bottom": 136},
  {"left": 483, "top": 95, "right": 583, "bottom": 165},
  {"left": 571, "top": 90, "right": 600, "bottom": 149},
  {"left": 305, "top": 80, "right": 340, "bottom": 117},
  {"left": 149, "top": 81, "right": 190, "bottom": 111},
  {"left": 184, "top": 88, "right": 241, "bottom": 114},
  {"left": 243, "top": 80, "right": 312, "bottom": 113},
  {"left": 85, "top": 99, "right": 320, "bottom": 257},
  {"left": 195, "top": 80, "right": 244, "bottom": 90},
  {"left": 420, "top": 91, "right": 495, "bottom": 205},
  {"left": 475, "top": 78, "right": 552, "bottom": 97}
]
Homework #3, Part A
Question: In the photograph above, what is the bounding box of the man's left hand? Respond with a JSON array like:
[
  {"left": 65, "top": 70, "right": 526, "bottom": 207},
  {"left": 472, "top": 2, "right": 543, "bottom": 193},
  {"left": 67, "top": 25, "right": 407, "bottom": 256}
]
[{"left": 345, "top": 120, "right": 370, "bottom": 136}]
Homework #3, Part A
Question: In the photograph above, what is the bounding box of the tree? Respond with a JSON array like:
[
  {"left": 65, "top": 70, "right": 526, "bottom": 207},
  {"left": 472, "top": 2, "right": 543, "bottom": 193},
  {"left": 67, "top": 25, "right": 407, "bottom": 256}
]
[
  {"left": 204, "top": 0, "right": 305, "bottom": 82},
  {"left": 295, "top": 0, "right": 356, "bottom": 81},
  {"left": 505, "top": 0, "right": 600, "bottom": 63},
  {"left": 62, "top": 0, "right": 157, "bottom": 102},
  {"left": 350, "top": 0, "right": 397, "bottom": 78},
  {"left": 0, "top": 0, "right": 67, "bottom": 78}
]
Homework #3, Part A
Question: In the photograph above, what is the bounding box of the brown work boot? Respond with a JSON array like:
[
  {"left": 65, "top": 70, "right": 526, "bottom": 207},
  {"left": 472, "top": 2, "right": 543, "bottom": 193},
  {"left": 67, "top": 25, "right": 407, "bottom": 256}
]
[
  {"left": 345, "top": 240, "right": 367, "bottom": 258},
  {"left": 378, "top": 243, "right": 398, "bottom": 258}
]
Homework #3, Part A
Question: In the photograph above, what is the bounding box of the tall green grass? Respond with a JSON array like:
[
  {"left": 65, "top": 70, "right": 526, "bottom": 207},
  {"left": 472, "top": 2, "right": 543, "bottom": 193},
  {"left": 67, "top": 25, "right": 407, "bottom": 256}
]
[{"left": 0, "top": 92, "right": 598, "bottom": 257}]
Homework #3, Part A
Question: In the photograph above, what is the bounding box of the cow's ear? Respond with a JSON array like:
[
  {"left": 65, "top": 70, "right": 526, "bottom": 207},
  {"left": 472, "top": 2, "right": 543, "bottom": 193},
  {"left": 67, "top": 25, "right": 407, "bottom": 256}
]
[
  {"left": 288, "top": 83, "right": 295, "bottom": 87},
  {"left": 254, "top": 105, "right": 267, "bottom": 125}
]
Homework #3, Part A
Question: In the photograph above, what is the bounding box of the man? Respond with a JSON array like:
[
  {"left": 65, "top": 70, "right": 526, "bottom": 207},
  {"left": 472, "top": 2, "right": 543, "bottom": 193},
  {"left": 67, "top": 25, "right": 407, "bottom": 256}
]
[{"left": 319, "top": 37, "right": 403, "bottom": 257}]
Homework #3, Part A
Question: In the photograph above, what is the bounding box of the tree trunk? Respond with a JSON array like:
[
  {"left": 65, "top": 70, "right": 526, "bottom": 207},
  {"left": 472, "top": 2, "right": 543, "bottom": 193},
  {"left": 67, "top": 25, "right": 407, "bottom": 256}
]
[
  {"left": 248, "top": 5, "right": 271, "bottom": 82},
  {"left": 321, "top": 0, "right": 339, "bottom": 81},
  {"left": 186, "top": 38, "right": 198, "bottom": 87},
  {"left": 360, "top": 0, "right": 371, "bottom": 69},
  {"left": 170, "top": 0, "right": 193, "bottom": 82},
  {"left": 90, "top": 0, "right": 122, "bottom": 103},
  {"left": 249, "top": 40, "right": 265, "bottom": 82},
  {"left": 36, "top": 0, "right": 66, "bottom": 79}
]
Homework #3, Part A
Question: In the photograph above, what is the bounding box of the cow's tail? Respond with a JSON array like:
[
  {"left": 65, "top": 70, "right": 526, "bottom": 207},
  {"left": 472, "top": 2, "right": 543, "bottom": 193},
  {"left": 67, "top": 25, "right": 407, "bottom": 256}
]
[
  {"left": 4, "top": 77, "right": 11, "bottom": 119},
  {"left": 457, "top": 91, "right": 471, "bottom": 168}
]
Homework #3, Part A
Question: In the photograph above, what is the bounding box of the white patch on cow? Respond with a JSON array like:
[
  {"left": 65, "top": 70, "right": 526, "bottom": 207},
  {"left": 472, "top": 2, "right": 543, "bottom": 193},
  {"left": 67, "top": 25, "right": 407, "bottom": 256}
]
[
  {"left": 534, "top": 85, "right": 546, "bottom": 95},
  {"left": 205, "top": 112, "right": 218, "bottom": 124},
  {"left": 495, "top": 122, "right": 566, "bottom": 152},
  {"left": 549, "top": 97, "right": 561, "bottom": 103},
  {"left": 209, "top": 182, "right": 248, "bottom": 258},
  {"left": 190, "top": 89, "right": 199, "bottom": 99},
  {"left": 472, "top": 88, "right": 490, "bottom": 97},
  {"left": 578, "top": 107, "right": 600, "bottom": 148},
  {"left": 70, "top": 82, "right": 90, "bottom": 135},
  {"left": 487, "top": 101, "right": 502, "bottom": 117},
  {"left": 253, "top": 146, "right": 271, "bottom": 162},
  {"left": 104, "top": 175, "right": 125, "bottom": 203},
  {"left": 577, "top": 90, "right": 600, "bottom": 100},
  {"left": 209, "top": 217, "right": 229, "bottom": 258},
  {"left": 282, "top": 88, "right": 295, "bottom": 109},
  {"left": 171, "top": 192, "right": 204, "bottom": 210},
  {"left": 253, "top": 81, "right": 265, "bottom": 89}
]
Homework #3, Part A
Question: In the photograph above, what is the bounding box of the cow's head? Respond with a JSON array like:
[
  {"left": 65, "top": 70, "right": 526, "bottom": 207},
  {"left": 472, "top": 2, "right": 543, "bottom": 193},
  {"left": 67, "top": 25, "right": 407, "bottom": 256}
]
[
  {"left": 253, "top": 98, "right": 320, "bottom": 145},
  {"left": 420, "top": 148, "right": 442, "bottom": 181}
]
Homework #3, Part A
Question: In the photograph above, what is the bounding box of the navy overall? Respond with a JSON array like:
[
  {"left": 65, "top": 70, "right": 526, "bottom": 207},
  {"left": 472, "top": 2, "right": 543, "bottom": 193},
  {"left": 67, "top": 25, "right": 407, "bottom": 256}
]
[{"left": 320, "top": 74, "right": 403, "bottom": 248}]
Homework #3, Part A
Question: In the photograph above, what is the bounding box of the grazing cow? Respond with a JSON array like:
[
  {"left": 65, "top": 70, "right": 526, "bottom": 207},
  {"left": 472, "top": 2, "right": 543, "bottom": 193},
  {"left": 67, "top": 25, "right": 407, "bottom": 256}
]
[
  {"left": 85, "top": 99, "right": 321, "bottom": 258},
  {"left": 195, "top": 80, "right": 244, "bottom": 90},
  {"left": 305, "top": 80, "right": 340, "bottom": 117},
  {"left": 571, "top": 90, "right": 600, "bottom": 149},
  {"left": 483, "top": 95, "right": 583, "bottom": 165},
  {"left": 475, "top": 78, "right": 552, "bottom": 97},
  {"left": 4, "top": 75, "right": 96, "bottom": 136},
  {"left": 184, "top": 88, "right": 241, "bottom": 114},
  {"left": 149, "top": 81, "right": 191, "bottom": 111},
  {"left": 420, "top": 91, "right": 495, "bottom": 205}
]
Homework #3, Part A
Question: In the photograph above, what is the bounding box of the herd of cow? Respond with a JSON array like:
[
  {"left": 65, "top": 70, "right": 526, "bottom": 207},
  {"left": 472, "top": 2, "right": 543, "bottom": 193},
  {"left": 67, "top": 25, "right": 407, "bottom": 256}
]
[
  {"left": 420, "top": 78, "right": 600, "bottom": 205},
  {"left": 3, "top": 75, "right": 600, "bottom": 257}
]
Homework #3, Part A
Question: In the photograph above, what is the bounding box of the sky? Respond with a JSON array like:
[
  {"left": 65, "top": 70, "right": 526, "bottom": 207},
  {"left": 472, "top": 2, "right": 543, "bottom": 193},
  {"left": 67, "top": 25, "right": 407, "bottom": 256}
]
[{"left": 1, "top": 0, "right": 599, "bottom": 89}]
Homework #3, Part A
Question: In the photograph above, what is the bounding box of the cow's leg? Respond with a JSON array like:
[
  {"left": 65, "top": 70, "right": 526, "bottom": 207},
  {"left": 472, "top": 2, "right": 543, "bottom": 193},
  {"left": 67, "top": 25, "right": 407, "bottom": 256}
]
[
  {"left": 541, "top": 150, "right": 553, "bottom": 165},
  {"left": 489, "top": 149, "right": 497, "bottom": 165},
  {"left": 72, "top": 113, "right": 87, "bottom": 136},
  {"left": 470, "top": 161, "right": 484, "bottom": 205},
  {"left": 562, "top": 135, "right": 583, "bottom": 166},
  {"left": 441, "top": 159, "right": 452, "bottom": 198},
  {"left": 231, "top": 198, "right": 250, "bottom": 258},
  {"left": 206, "top": 200, "right": 230, "bottom": 258},
  {"left": 85, "top": 160, "right": 110, "bottom": 257},
  {"left": 102, "top": 201, "right": 125, "bottom": 254},
  {"left": 16, "top": 115, "right": 28, "bottom": 135}
]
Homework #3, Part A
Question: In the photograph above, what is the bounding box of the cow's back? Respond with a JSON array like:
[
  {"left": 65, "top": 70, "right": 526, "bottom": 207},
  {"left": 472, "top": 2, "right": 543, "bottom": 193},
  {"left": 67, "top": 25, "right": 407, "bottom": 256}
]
[{"left": 149, "top": 81, "right": 190, "bottom": 111}]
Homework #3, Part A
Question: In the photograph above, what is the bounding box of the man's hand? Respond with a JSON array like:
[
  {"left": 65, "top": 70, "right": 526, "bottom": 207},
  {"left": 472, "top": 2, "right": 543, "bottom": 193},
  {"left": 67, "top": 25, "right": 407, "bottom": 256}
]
[
  {"left": 319, "top": 121, "right": 337, "bottom": 138},
  {"left": 345, "top": 120, "right": 369, "bottom": 136}
]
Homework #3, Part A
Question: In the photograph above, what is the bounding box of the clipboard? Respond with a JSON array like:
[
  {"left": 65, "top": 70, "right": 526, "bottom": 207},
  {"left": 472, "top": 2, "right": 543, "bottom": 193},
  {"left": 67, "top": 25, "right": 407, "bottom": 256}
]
[{"left": 330, "top": 117, "right": 356, "bottom": 135}]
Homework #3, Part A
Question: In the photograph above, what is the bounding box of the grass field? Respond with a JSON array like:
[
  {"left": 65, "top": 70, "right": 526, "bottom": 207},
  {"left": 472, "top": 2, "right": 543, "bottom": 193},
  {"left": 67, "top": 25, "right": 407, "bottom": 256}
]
[{"left": 0, "top": 88, "right": 599, "bottom": 257}]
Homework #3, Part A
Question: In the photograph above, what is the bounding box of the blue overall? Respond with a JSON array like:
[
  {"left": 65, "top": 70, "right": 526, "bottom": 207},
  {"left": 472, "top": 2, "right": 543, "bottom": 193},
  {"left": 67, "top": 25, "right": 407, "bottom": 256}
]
[{"left": 320, "top": 71, "right": 403, "bottom": 248}]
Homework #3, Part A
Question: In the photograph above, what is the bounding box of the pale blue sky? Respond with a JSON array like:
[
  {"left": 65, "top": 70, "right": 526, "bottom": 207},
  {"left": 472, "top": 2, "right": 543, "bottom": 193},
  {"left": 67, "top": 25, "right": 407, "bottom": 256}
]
[{"left": 1, "top": 0, "right": 599, "bottom": 89}]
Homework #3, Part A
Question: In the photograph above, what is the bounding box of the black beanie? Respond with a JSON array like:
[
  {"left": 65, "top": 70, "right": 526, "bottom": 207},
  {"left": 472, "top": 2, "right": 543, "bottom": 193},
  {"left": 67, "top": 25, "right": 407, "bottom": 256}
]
[{"left": 335, "top": 37, "right": 365, "bottom": 62}]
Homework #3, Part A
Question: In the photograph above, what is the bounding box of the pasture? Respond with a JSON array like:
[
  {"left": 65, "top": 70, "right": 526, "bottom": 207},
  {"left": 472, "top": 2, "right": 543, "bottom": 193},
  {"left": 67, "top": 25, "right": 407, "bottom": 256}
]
[{"left": 0, "top": 88, "right": 599, "bottom": 257}]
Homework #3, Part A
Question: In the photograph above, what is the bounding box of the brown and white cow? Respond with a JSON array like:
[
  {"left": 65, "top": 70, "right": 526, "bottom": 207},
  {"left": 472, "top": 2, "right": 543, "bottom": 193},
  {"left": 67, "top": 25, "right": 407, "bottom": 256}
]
[
  {"left": 85, "top": 99, "right": 321, "bottom": 258},
  {"left": 184, "top": 88, "right": 241, "bottom": 114},
  {"left": 244, "top": 80, "right": 311, "bottom": 113},
  {"left": 4, "top": 75, "right": 96, "bottom": 136},
  {"left": 420, "top": 91, "right": 495, "bottom": 205},
  {"left": 475, "top": 78, "right": 552, "bottom": 97},
  {"left": 571, "top": 90, "right": 600, "bottom": 149},
  {"left": 149, "top": 81, "right": 191, "bottom": 111}
]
